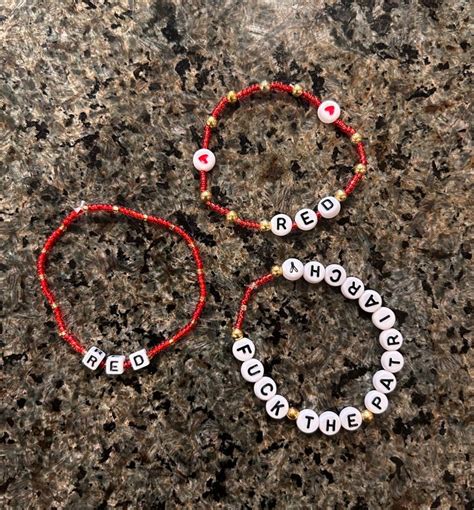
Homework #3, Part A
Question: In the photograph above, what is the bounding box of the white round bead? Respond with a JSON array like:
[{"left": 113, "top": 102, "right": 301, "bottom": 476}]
[
  {"left": 294, "top": 208, "right": 318, "bottom": 231},
  {"left": 317, "top": 196, "right": 341, "bottom": 219},
  {"left": 372, "top": 370, "right": 397, "bottom": 394},
  {"left": 358, "top": 290, "right": 382, "bottom": 313},
  {"left": 341, "top": 276, "right": 365, "bottom": 300},
  {"left": 339, "top": 407, "right": 362, "bottom": 431},
  {"left": 193, "top": 148, "right": 215, "bottom": 172},
  {"left": 254, "top": 376, "right": 277, "bottom": 401},
  {"left": 379, "top": 329, "right": 404, "bottom": 351},
  {"left": 296, "top": 409, "right": 319, "bottom": 433},
  {"left": 319, "top": 411, "right": 341, "bottom": 436},
  {"left": 317, "top": 100, "right": 341, "bottom": 124},
  {"left": 303, "top": 261, "right": 325, "bottom": 283},
  {"left": 381, "top": 351, "right": 404, "bottom": 373},
  {"left": 240, "top": 359, "right": 264, "bottom": 383},
  {"left": 364, "top": 390, "right": 389, "bottom": 414},
  {"left": 372, "top": 307, "right": 396, "bottom": 330},
  {"left": 232, "top": 338, "right": 255, "bottom": 362},
  {"left": 324, "top": 264, "right": 347, "bottom": 287},
  {"left": 282, "top": 258, "right": 304, "bottom": 281},
  {"left": 270, "top": 213, "right": 292, "bottom": 236},
  {"left": 265, "top": 395, "right": 289, "bottom": 420}
]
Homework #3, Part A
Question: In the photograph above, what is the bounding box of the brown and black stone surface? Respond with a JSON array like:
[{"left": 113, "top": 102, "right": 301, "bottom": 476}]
[{"left": 1, "top": 1, "right": 471, "bottom": 508}]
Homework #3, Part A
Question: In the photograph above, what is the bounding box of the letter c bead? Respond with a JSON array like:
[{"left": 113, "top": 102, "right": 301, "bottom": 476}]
[{"left": 254, "top": 376, "right": 277, "bottom": 401}]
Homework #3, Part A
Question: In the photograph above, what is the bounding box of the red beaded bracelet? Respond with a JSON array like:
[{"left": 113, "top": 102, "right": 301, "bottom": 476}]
[
  {"left": 37, "top": 203, "right": 206, "bottom": 374},
  {"left": 193, "top": 81, "right": 368, "bottom": 236}
]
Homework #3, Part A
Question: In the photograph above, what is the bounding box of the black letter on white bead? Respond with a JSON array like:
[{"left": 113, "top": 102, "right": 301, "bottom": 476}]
[{"left": 82, "top": 346, "right": 106, "bottom": 370}]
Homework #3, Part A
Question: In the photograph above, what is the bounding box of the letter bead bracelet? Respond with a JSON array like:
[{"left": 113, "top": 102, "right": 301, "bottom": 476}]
[
  {"left": 37, "top": 203, "right": 206, "bottom": 375},
  {"left": 193, "top": 81, "right": 368, "bottom": 236},
  {"left": 231, "top": 259, "right": 404, "bottom": 435}
]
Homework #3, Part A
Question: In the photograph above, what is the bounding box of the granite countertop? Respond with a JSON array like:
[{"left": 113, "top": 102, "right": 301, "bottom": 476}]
[{"left": 1, "top": 1, "right": 471, "bottom": 508}]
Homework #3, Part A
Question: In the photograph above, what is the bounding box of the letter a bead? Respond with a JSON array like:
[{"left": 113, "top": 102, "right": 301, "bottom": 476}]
[
  {"left": 129, "top": 349, "right": 150, "bottom": 371},
  {"left": 282, "top": 258, "right": 304, "bottom": 281},
  {"left": 82, "top": 346, "right": 106, "bottom": 370}
]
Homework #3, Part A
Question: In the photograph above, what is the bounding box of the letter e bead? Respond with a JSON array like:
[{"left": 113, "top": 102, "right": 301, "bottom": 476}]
[{"left": 106, "top": 355, "right": 126, "bottom": 375}]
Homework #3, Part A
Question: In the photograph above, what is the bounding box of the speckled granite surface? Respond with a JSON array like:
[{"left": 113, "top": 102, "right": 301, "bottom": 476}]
[{"left": 1, "top": 1, "right": 472, "bottom": 508}]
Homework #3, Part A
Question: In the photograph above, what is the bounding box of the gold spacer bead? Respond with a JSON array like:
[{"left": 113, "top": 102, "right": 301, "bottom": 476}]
[
  {"left": 335, "top": 190, "right": 347, "bottom": 202},
  {"left": 226, "top": 210, "right": 238, "bottom": 222},
  {"left": 361, "top": 409, "right": 374, "bottom": 424},
  {"left": 271, "top": 265, "right": 283, "bottom": 277},
  {"left": 200, "top": 190, "right": 212, "bottom": 202},
  {"left": 259, "top": 220, "right": 271, "bottom": 232},
  {"left": 351, "top": 132, "right": 362, "bottom": 144},
  {"left": 259, "top": 80, "right": 270, "bottom": 93},
  {"left": 292, "top": 84, "right": 303, "bottom": 97},
  {"left": 83, "top": 205, "right": 89, "bottom": 211},
  {"left": 59, "top": 331, "right": 66, "bottom": 337},
  {"left": 206, "top": 116, "right": 217, "bottom": 128},
  {"left": 41, "top": 248, "right": 46, "bottom": 254},
  {"left": 113, "top": 205, "right": 119, "bottom": 213},
  {"left": 287, "top": 408, "right": 299, "bottom": 420},
  {"left": 143, "top": 214, "right": 148, "bottom": 221},
  {"left": 232, "top": 328, "right": 243, "bottom": 340},
  {"left": 38, "top": 274, "right": 45, "bottom": 280},
  {"left": 51, "top": 302, "right": 58, "bottom": 309},
  {"left": 354, "top": 163, "right": 367, "bottom": 175},
  {"left": 59, "top": 225, "right": 65, "bottom": 231},
  {"left": 227, "top": 90, "right": 238, "bottom": 103}
]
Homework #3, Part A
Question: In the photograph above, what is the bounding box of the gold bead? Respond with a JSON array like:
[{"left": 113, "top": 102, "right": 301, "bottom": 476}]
[
  {"left": 59, "top": 331, "right": 66, "bottom": 337},
  {"left": 206, "top": 116, "right": 217, "bottom": 128},
  {"left": 226, "top": 210, "right": 238, "bottom": 222},
  {"left": 59, "top": 224, "right": 65, "bottom": 231},
  {"left": 351, "top": 132, "right": 362, "bottom": 144},
  {"left": 113, "top": 205, "right": 119, "bottom": 212},
  {"left": 227, "top": 90, "right": 238, "bottom": 103},
  {"left": 83, "top": 205, "right": 89, "bottom": 211},
  {"left": 287, "top": 408, "right": 299, "bottom": 420},
  {"left": 354, "top": 163, "right": 367, "bottom": 175},
  {"left": 41, "top": 248, "right": 46, "bottom": 254},
  {"left": 51, "top": 302, "right": 58, "bottom": 309},
  {"left": 292, "top": 84, "right": 303, "bottom": 97},
  {"left": 38, "top": 274, "right": 45, "bottom": 280},
  {"left": 335, "top": 190, "right": 347, "bottom": 202},
  {"left": 200, "top": 190, "right": 212, "bottom": 202},
  {"left": 271, "top": 265, "right": 283, "bottom": 277},
  {"left": 232, "top": 328, "right": 243, "bottom": 340},
  {"left": 260, "top": 80, "right": 270, "bottom": 93},
  {"left": 259, "top": 220, "right": 271, "bottom": 232},
  {"left": 361, "top": 409, "right": 374, "bottom": 424},
  {"left": 143, "top": 214, "right": 148, "bottom": 221}
]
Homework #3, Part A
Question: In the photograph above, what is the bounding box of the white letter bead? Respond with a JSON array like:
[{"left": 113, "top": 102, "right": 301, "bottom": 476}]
[
  {"left": 232, "top": 338, "right": 255, "bottom": 362},
  {"left": 240, "top": 358, "right": 264, "bottom": 383},
  {"left": 105, "top": 355, "right": 126, "bottom": 375},
  {"left": 295, "top": 208, "right": 318, "bottom": 231},
  {"left": 303, "top": 261, "right": 325, "bottom": 283},
  {"left": 372, "top": 307, "right": 396, "bottom": 330},
  {"left": 317, "top": 100, "right": 341, "bottom": 124},
  {"left": 270, "top": 213, "right": 292, "bottom": 236},
  {"left": 319, "top": 411, "right": 341, "bottom": 435},
  {"left": 379, "top": 329, "right": 404, "bottom": 351},
  {"left": 265, "top": 395, "right": 289, "bottom": 420},
  {"left": 364, "top": 390, "right": 389, "bottom": 414},
  {"left": 317, "top": 196, "right": 341, "bottom": 219},
  {"left": 192, "top": 148, "right": 215, "bottom": 172},
  {"left": 339, "top": 407, "right": 362, "bottom": 431},
  {"left": 129, "top": 349, "right": 150, "bottom": 371},
  {"left": 373, "top": 370, "right": 397, "bottom": 394},
  {"left": 82, "top": 346, "right": 106, "bottom": 370},
  {"left": 341, "top": 277, "right": 365, "bottom": 300},
  {"left": 359, "top": 290, "right": 382, "bottom": 313},
  {"left": 324, "top": 264, "right": 347, "bottom": 287},
  {"left": 282, "top": 258, "right": 304, "bottom": 281},
  {"left": 254, "top": 376, "right": 277, "bottom": 401},
  {"left": 296, "top": 409, "right": 319, "bottom": 433},
  {"left": 381, "top": 351, "right": 404, "bottom": 373}
]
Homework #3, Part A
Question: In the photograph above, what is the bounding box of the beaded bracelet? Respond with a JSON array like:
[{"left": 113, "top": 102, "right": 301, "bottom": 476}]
[
  {"left": 193, "top": 81, "right": 368, "bottom": 236},
  {"left": 231, "top": 258, "right": 404, "bottom": 435},
  {"left": 37, "top": 203, "right": 206, "bottom": 375}
]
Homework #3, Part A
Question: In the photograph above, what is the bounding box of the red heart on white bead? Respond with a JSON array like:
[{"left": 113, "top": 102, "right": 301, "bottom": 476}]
[
  {"left": 193, "top": 148, "right": 216, "bottom": 172},
  {"left": 317, "top": 100, "right": 341, "bottom": 124}
]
